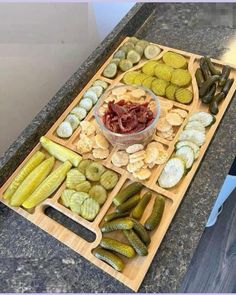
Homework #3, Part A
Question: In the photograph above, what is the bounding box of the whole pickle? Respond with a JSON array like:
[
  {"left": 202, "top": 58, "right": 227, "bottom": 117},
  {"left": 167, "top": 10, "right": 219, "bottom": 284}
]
[
  {"left": 201, "top": 83, "right": 216, "bottom": 104},
  {"left": 205, "top": 56, "right": 221, "bottom": 75},
  {"left": 195, "top": 68, "right": 205, "bottom": 89},
  {"left": 222, "top": 78, "right": 234, "bottom": 96},
  {"left": 144, "top": 194, "right": 165, "bottom": 231},
  {"left": 199, "top": 75, "right": 220, "bottom": 97},
  {"left": 200, "top": 57, "right": 211, "bottom": 80},
  {"left": 219, "top": 65, "right": 231, "bottom": 87}
]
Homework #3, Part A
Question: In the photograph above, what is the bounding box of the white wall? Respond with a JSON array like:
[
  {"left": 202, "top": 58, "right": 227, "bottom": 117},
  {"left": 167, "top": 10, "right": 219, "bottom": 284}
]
[
  {"left": 91, "top": 2, "right": 135, "bottom": 39},
  {"left": 0, "top": 3, "right": 133, "bottom": 156}
]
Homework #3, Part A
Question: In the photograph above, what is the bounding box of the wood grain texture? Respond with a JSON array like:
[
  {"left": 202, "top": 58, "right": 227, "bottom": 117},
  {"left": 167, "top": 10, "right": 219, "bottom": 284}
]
[
  {"left": 180, "top": 188, "right": 236, "bottom": 293},
  {"left": 0, "top": 37, "right": 236, "bottom": 292}
]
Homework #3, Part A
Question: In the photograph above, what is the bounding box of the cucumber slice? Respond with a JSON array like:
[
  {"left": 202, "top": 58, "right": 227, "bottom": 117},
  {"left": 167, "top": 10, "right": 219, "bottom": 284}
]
[
  {"left": 175, "top": 146, "right": 195, "bottom": 169},
  {"left": 83, "top": 90, "right": 98, "bottom": 105},
  {"left": 88, "top": 86, "right": 103, "bottom": 97},
  {"left": 129, "top": 37, "right": 139, "bottom": 45},
  {"left": 79, "top": 98, "right": 93, "bottom": 111},
  {"left": 65, "top": 114, "right": 80, "bottom": 131},
  {"left": 136, "top": 40, "right": 149, "bottom": 50},
  {"left": 127, "top": 50, "right": 141, "bottom": 64},
  {"left": 134, "top": 44, "right": 144, "bottom": 57},
  {"left": 103, "top": 63, "right": 117, "bottom": 79},
  {"left": 144, "top": 45, "right": 161, "bottom": 59},
  {"left": 184, "top": 121, "right": 205, "bottom": 133},
  {"left": 81, "top": 197, "right": 100, "bottom": 221},
  {"left": 158, "top": 157, "right": 186, "bottom": 188},
  {"left": 119, "top": 59, "right": 133, "bottom": 72},
  {"left": 93, "top": 79, "right": 108, "bottom": 90},
  {"left": 175, "top": 140, "right": 200, "bottom": 159},
  {"left": 188, "top": 112, "right": 216, "bottom": 127},
  {"left": 178, "top": 129, "right": 205, "bottom": 146},
  {"left": 71, "top": 106, "right": 87, "bottom": 120},
  {"left": 110, "top": 58, "right": 121, "bottom": 66},
  {"left": 113, "top": 49, "right": 126, "bottom": 59}
]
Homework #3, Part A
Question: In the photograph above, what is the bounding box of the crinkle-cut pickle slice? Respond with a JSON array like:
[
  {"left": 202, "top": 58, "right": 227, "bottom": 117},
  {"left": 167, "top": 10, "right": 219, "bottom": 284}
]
[
  {"left": 60, "top": 189, "right": 76, "bottom": 208},
  {"left": 166, "top": 84, "right": 179, "bottom": 100},
  {"left": 89, "top": 184, "right": 107, "bottom": 205},
  {"left": 163, "top": 51, "right": 188, "bottom": 69},
  {"left": 122, "top": 71, "right": 139, "bottom": 85},
  {"left": 158, "top": 157, "right": 186, "bottom": 188},
  {"left": 142, "top": 76, "right": 156, "bottom": 89},
  {"left": 175, "top": 88, "right": 193, "bottom": 104},
  {"left": 69, "top": 192, "right": 89, "bottom": 214},
  {"left": 142, "top": 60, "right": 158, "bottom": 76},
  {"left": 154, "top": 64, "right": 174, "bottom": 82},
  {"left": 151, "top": 79, "right": 169, "bottom": 96},
  {"left": 100, "top": 170, "right": 119, "bottom": 190},
  {"left": 81, "top": 197, "right": 100, "bottom": 221},
  {"left": 175, "top": 145, "right": 195, "bottom": 169},
  {"left": 133, "top": 73, "right": 149, "bottom": 86},
  {"left": 171, "top": 69, "right": 192, "bottom": 87}
]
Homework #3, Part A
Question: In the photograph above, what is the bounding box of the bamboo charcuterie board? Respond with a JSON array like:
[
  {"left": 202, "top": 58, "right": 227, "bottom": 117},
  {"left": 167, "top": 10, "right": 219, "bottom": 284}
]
[{"left": 0, "top": 37, "right": 236, "bottom": 292}]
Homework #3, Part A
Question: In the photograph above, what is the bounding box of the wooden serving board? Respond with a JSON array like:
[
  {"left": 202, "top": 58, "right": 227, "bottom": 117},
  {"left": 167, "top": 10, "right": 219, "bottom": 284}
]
[{"left": 1, "top": 37, "right": 236, "bottom": 292}]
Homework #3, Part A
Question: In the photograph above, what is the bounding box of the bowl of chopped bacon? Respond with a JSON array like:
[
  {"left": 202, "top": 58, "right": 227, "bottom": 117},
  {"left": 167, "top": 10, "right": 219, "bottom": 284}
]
[{"left": 94, "top": 84, "right": 160, "bottom": 149}]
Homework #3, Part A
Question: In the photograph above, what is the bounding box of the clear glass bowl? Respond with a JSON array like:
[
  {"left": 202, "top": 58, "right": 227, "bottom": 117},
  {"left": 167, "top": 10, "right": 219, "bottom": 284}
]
[{"left": 94, "top": 84, "right": 160, "bottom": 149}]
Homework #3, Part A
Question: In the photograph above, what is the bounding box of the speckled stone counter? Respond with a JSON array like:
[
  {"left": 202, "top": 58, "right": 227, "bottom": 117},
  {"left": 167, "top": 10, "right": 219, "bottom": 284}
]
[{"left": 0, "top": 3, "right": 236, "bottom": 293}]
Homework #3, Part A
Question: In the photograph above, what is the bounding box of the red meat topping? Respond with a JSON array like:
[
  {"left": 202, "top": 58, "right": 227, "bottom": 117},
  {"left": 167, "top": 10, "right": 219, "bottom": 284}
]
[{"left": 102, "top": 100, "right": 154, "bottom": 134}]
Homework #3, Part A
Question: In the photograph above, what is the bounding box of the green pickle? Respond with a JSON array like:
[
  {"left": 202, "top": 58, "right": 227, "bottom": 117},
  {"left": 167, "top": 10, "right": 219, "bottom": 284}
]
[
  {"left": 104, "top": 211, "right": 130, "bottom": 222},
  {"left": 115, "top": 194, "right": 140, "bottom": 213},
  {"left": 123, "top": 229, "right": 148, "bottom": 256},
  {"left": 101, "top": 218, "right": 134, "bottom": 233},
  {"left": 144, "top": 194, "right": 165, "bottom": 231},
  {"left": 129, "top": 218, "right": 151, "bottom": 245},
  {"left": 92, "top": 248, "right": 124, "bottom": 272},
  {"left": 131, "top": 192, "right": 152, "bottom": 219},
  {"left": 100, "top": 237, "right": 136, "bottom": 258},
  {"left": 113, "top": 182, "right": 143, "bottom": 206}
]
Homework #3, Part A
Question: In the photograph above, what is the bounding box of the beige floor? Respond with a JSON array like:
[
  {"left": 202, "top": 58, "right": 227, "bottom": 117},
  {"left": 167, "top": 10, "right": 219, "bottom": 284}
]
[{"left": 0, "top": 3, "right": 101, "bottom": 156}]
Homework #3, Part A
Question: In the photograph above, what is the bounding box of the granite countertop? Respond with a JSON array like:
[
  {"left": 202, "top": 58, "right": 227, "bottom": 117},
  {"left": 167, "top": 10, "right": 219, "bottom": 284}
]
[{"left": 1, "top": 3, "right": 236, "bottom": 293}]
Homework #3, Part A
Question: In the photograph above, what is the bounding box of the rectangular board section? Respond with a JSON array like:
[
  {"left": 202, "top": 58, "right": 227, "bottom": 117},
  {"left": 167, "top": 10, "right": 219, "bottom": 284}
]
[{"left": 1, "top": 37, "right": 236, "bottom": 292}]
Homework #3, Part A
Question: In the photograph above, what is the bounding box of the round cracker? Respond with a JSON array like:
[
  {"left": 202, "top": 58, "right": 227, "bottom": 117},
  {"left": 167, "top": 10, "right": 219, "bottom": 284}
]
[
  {"left": 170, "top": 108, "right": 188, "bottom": 118},
  {"left": 127, "top": 161, "right": 144, "bottom": 173},
  {"left": 112, "top": 87, "right": 127, "bottom": 96},
  {"left": 111, "top": 151, "right": 129, "bottom": 167},
  {"left": 133, "top": 168, "right": 151, "bottom": 180},
  {"left": 147, "top": 141, "right": 165, "bottom": 151},
  {"left": 155, "top": 150, "right": 169, "bottom": 164},
  {"left": 166, "top": 113, "right": 183, "bottom": 126},
  {"left": 92, "top": 148, "right": 109, "bottom": 159},
  {"left": 95, "top": 133, "right": 109, "bottom": 150},
  {"left": 159, "top": 99, "right": 174, "bottom": 111},
  {"left": 145, "top": 147, "right": 159, "bottom": 164},
  {"left": 80, "top": 121, "right": 96, "bottom": 136},
  {"left": 156, "top": 118, "right": 172, "bottom": 132},
  {"left": 126, "top": 144, "right": 144, "bottom": 154}
]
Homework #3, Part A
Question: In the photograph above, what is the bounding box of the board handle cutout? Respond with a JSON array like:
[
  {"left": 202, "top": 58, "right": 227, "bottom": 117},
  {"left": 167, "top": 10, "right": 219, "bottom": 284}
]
[{"left": 44, "top": 206, "right": 96, "bottom": 243}]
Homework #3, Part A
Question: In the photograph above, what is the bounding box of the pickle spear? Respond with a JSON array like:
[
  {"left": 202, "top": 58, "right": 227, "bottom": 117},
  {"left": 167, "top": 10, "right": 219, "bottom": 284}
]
[
  {"left": 22, "top": 160, "right": 72, "bottom": 209},
  {"left": 10, "top": 156, "right": 55, "bottom": 207},
  {"left": 3, "top": 151, "right": 45, "bottom": 200}
]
